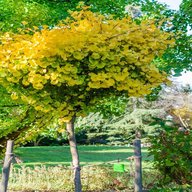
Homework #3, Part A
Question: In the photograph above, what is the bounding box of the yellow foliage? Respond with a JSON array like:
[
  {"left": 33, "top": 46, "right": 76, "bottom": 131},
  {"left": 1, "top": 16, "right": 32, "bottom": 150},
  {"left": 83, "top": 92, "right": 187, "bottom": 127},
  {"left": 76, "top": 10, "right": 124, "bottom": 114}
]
[
  {"left": 172, "top": 106, "right": 192, "bottom": 128},
  {"left": 0, "top": 8, "right": 175, "bottom": 121},
  {"left": 11, "top": 92, "right": 18, "bottom": 100}
]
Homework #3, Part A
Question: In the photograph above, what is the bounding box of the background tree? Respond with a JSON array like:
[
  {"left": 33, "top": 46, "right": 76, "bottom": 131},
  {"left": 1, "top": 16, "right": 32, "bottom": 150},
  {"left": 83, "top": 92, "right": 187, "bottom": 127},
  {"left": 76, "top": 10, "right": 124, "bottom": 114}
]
[
  {"left": 106, "top": 99, "right": 165, "bottom": 144},
  {"left": 75, "top": 97, "right": 165, "bottom": 145},
  {"left": 0, "top": 0, "right": 77, "bottom": 32},
  {"left": 180, "top": 0, "right": 192, "bottom": 29}
]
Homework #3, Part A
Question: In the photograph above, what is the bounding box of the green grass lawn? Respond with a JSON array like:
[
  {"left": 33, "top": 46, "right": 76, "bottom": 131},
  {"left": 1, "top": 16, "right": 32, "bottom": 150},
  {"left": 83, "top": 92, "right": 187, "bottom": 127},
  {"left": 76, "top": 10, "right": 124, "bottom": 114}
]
[
  {"left": 0, "top": 145, "right": 152, "bottom": 172},
  {"left": 11, "top": 145, "right": 152, "bottom": 167}
]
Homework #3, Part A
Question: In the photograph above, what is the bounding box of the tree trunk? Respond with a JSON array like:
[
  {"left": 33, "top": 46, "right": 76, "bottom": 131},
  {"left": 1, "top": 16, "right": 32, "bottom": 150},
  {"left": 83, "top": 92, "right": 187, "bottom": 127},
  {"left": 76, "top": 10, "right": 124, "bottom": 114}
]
[
  {"left": 0, "top": 140, "right": 14, "bottom": 192},
  {"left": 33, "top": 137, "right": 44, "bottom": 146},
  {"left": 66, "top": 117, "right": 82, "bottom": 192},
  {"left": 133, "top": 139, "right": 142, "bottom": 192}
]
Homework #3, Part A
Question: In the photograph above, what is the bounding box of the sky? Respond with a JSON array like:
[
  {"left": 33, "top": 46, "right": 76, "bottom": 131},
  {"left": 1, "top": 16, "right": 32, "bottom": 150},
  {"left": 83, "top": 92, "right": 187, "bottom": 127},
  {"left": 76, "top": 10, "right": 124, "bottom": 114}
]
[
  {"left": 157, "top": 0, "right": 182, "bottom": 10},
  {"left": 157, "top": 0, "right": 192, "bottom": 86}
]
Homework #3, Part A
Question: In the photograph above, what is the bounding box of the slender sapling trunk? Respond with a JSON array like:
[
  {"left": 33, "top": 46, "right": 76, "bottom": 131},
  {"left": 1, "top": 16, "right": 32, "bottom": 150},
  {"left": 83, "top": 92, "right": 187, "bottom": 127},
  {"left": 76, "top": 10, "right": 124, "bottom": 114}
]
[{"left": 66, "top": 117, "right": 82, "bottom": 192}]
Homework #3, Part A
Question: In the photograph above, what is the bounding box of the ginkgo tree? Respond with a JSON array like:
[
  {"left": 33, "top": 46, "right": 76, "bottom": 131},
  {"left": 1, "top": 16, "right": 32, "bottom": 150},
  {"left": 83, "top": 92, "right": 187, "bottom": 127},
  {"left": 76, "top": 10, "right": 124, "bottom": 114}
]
[{"left": 0, "top": 7, "right": 174, "bottom": 192}]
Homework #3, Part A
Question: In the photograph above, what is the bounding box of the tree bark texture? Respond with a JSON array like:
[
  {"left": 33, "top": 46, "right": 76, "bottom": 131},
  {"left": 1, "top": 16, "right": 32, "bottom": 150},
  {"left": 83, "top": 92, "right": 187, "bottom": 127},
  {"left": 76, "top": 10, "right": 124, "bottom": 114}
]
[
  {"left": 0, "top": 140, "right": 14, "bottom": 192},
  {"left": 133, "top": 139, "right": 142, "bottom": 192},
  {"left": 66, "top": 118, "right": 82, "bottom": 192}
]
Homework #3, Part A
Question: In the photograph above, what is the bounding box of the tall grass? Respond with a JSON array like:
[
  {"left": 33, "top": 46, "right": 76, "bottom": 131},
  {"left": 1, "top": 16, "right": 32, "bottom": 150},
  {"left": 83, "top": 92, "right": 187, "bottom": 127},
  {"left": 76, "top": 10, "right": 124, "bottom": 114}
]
[{"left": 2, "top": 163, "right": 160, "bottom": 192}]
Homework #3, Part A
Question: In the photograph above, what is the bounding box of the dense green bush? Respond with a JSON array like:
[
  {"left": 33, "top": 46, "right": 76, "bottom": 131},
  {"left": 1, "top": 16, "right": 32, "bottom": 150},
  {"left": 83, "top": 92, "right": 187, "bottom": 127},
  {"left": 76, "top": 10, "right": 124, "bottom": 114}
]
[{"left": 148, "top": 119, "right": 192, "bottom": 186}]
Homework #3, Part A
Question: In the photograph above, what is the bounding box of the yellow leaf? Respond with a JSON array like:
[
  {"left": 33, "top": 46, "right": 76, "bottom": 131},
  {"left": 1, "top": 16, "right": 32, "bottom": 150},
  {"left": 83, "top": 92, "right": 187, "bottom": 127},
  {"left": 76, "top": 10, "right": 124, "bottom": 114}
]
[
  {"left": 11, "top": 92, "right": 18, "bottom": 100},
  {"left": 21, "top": 21, "right": 28, "bottom": 25}
]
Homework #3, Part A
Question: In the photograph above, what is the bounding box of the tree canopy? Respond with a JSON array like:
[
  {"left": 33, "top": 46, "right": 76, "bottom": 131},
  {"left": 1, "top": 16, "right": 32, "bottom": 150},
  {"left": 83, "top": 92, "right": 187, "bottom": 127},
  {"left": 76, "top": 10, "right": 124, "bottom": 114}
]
[
  {"left": 1, "top": 0, "right": 191, "bottom": 73},
  {"left": 0, "top": 8, "right": 174, "bottom": 123}
]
